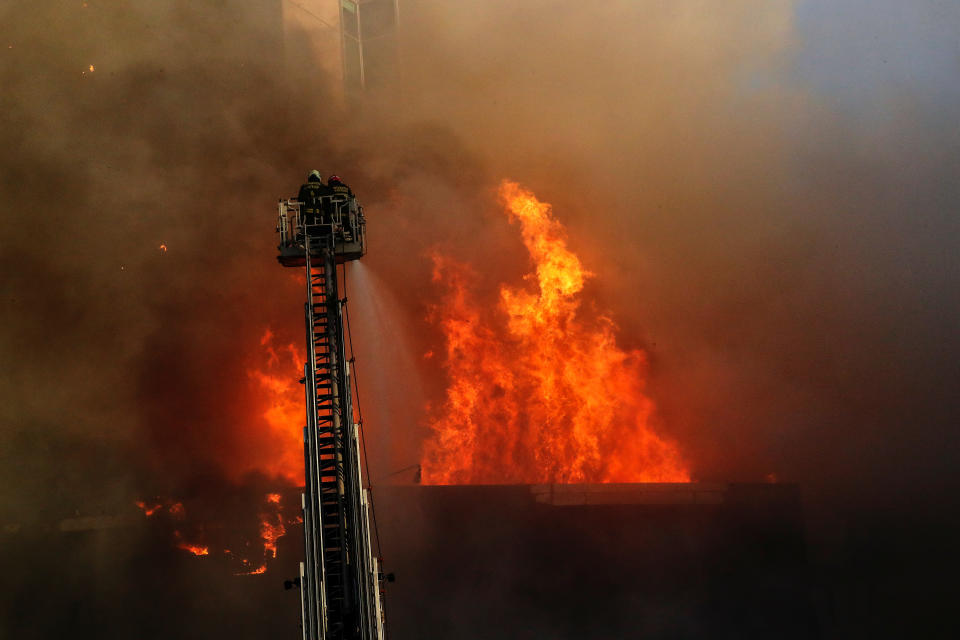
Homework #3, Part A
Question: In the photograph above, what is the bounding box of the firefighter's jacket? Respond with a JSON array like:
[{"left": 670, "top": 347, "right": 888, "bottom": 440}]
[
  {"left": 329, "top": 181, "right": 354, "bottom": 198},
  {"left": 298, "top": 181, "right": 332, "bottom": 223}
]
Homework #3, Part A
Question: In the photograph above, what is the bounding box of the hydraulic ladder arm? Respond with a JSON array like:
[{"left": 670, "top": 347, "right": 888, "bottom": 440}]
[{"left": 277, "top": 195, "right": 384, "bottom": 640}]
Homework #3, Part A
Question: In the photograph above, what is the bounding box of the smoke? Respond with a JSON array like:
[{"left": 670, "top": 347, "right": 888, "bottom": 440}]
[
  {"left": 1, "top": 0, "right": 958, "bottom": 637},
  {"left": 356, "top": 2, "right": 960, "bottom": 634},
  {"left": 371, "top": 0, "right": 960, "bottom": 501}
]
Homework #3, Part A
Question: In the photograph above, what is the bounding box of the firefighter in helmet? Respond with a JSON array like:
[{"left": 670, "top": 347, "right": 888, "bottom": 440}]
[
  {"left": 328, "top": 174, "right": 354, "bottom": 198},
  {"left": 298, "top": 170, "right": 332, "bottom": 225}
]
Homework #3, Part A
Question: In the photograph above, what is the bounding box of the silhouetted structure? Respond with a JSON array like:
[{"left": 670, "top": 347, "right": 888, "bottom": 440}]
[
  {"left": 340, "top": 0, "right": 400, "bottom": 92},
  {"left": 377, "top": 483, "right": 820, "bottom": 639}
]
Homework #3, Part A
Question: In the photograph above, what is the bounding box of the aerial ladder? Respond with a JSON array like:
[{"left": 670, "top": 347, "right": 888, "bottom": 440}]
[{"left": 276, "top": 190, "right": 385, "bottom": 640}]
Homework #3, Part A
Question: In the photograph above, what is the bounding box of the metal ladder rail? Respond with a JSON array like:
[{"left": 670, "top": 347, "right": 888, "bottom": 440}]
[
  {"left": 319, "top": 243, "right": 375, "bottom": 640},
  {"left": 337, "top": 311, "right": 368, "bottom": 639},
  {"left": 336, "top": 281, "right": 381, "bottom": 640},
  {"left": 302, "top": 240, "right": 326, "bottom": 640},
  {"left": 307, "top": 234, "right": 355, "bottom": 638},
  {"left": 334, "top": 264, "right": 383, "bottom": 640},
  {"left": 318, "top": 270, "right": 350, "bottom": 637},
  {"left": 298, "top": 227, "right": 382, "bottom": 640}
]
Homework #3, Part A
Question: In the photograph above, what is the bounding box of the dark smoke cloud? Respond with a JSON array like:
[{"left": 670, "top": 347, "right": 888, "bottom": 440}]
[
  {"left": 2, "top": 0, "right": 958, "bottom": 637},
  {"left": 3, "top": 1, "right": 302, "bottom": 511}
]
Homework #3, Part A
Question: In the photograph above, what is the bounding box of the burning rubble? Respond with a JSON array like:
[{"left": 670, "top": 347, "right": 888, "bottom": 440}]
[
  {"left": 133, "top": 491, "right": 292, "bottom": 575},
  {"left": 132, "top": 328, "right": 307, "bottom": 576}
]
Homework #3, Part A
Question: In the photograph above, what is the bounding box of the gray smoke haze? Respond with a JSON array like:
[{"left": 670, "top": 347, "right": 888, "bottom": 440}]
[
  {"left": 1, "top": 0, "right": 958, "bottom": 637},
  {"left": 367, "top": 0, "right": 960, "bottom": 502}
]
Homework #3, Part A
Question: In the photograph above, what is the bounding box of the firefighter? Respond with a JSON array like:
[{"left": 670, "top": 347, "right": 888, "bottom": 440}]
[
  {"left": 328, "top": 174, "right": 354, "bottom": 198},
  {"left": 298, "top": 170, "right": 331, "bottom": 225}
]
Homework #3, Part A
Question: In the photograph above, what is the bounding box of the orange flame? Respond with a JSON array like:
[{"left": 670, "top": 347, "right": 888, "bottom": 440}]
[
  {"left": 421, "top": 181, "right": 690, "bottom": 485},
  {"left": 260, "top": 493, "right": 286, "bottom": 560},
  {"left": 135, "top": 493, "right": 292, "bottom": 574},
  {"left": 180, "top": 544, "right": 210, "bottom": 556},
  {"left": 135, "top": 498, "right": 186, "bottom": 519},
  {"left": 133, "top": 336, "right": 302, "bottom": 576},
  {"left": 135, "top": 500, "right": 163, "bottom": 517},
  {"left": 246, "top": 329, "right": 306, "bottom": 484},
  {"left": 236, "top": 562, "right": 267, "bottom": 576},
  {"left": 173, "top": 530, "right": 209, "bottom": 556}
]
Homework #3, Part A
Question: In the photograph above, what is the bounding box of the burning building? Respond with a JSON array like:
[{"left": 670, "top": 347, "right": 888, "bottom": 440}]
[{"left": 4, "top": 1, "right": 956, "bottom": 639}]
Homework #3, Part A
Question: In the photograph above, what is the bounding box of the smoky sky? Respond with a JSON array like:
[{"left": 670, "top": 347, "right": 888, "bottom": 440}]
[
  {"left": 373, "top": 0, "right": 959, "bottom": 509},
  {"left": 1, "top": 0, "right": 959, "bottom": 637}
]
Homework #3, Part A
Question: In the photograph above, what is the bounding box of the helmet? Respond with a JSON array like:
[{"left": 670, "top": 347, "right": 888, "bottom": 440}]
[
  {"left": 308, "top": 170, "right": 322, "bottom": 182},
  {"left": 328, "top": 175, "right": 341, "bottom": 184}
]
